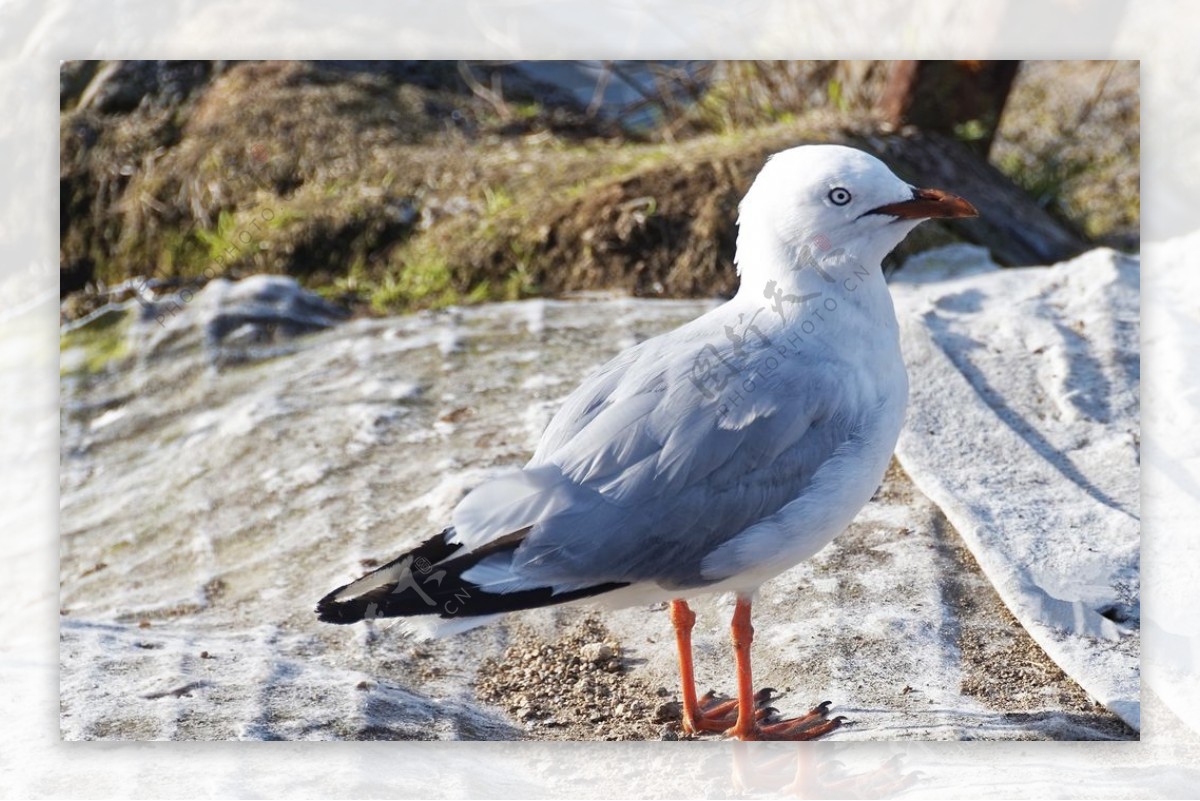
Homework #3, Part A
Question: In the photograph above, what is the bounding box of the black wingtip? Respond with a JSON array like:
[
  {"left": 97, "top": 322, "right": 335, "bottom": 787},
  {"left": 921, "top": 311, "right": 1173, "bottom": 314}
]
[
  {"left": 315, "top": 528, "right": 463, "bottom": 624},
  {"left": 316, "top": 574, "right": 418, "bottom": 624},
  {"left": 315, "top": 525, "right": 630, "bottom": 625},
  {"left": 315, "top": 586, "right": 364, "bottom": 624}
]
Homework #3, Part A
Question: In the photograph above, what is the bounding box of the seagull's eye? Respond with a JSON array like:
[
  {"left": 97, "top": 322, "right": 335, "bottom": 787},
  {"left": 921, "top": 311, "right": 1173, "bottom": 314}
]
[{"left": 828, "top": 187, "right": 852, "bottom": 206}]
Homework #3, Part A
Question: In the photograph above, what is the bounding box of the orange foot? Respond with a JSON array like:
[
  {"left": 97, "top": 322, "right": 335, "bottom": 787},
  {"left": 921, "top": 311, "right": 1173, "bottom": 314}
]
[
  {"left": 668, "top": 597, "right": 846, "bottom": 742},
  {"left": 726, "top": 699, "right": 846, "bottom": 741},
  {"left": 683, "top": 687, "right": 777, "bottom": 735}
]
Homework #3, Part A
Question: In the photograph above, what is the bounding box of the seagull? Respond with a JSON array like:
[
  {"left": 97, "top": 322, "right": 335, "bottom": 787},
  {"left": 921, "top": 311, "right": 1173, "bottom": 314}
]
[{"left": 317, "top": 144, "right": 977, "bottom": 740}]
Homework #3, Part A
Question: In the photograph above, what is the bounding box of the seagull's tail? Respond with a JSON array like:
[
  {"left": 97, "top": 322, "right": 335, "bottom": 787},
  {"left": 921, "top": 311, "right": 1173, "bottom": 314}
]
[
  {"left": 315, "top": 527, "right": 626, "bottom": 632},
  {"left": 315, "top": 528, "right": 464, "bottom": 624}
]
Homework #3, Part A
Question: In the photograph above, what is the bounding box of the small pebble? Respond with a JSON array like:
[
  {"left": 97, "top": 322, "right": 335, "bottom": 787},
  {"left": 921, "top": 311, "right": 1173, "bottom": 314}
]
[
  {"left": 580, "top": 642, "right": 614, "bottom": 663},
  {"left": 654, "top": 701, "right": 682, "bottom": 723}
]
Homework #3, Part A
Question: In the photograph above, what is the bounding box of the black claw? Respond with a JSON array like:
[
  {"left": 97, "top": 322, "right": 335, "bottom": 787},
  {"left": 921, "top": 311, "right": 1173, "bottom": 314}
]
[
  {"left": 815, "top": 700, "right": 833, "bottom": 712},
  {"left": 754, "top": 687, "right": 778, "bottom": 703}
]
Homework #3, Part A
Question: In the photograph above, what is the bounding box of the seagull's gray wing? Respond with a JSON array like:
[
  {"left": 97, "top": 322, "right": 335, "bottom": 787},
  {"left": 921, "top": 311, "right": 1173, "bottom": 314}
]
[
  {"left": 530, "top": 337, "right": 651, "bottom": 463},
  {"left": 452, "top": 319, "right": 867, "bottom": 589}
]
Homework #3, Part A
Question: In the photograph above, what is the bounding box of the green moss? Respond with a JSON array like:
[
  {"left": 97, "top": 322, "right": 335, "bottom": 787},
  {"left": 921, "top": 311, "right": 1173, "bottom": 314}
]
[
  {"left": 156, "top": 226, "right": 211, "bottom": 278},
  {"left": 482, "top": 185, "right": 515, "bottom": 217},
  {"left": 502, "top": 263, "right": 538, "bottom": 300},
  {"left": 953, "top": 118, "right": 990, "bottom": 144},
  {"left": 370, "top": 243, "right": 456, "bottom": 312},
  {"left": 60, "top": 307, "right": 132, "bottom": 375},
  {"left": 465, "top": 281, "right": 493, "bottom": 304},
  {"left": 193, "top": 210, "right": 249, "bottom": 264},
  {"left": 826, "top": 78, "right": 846, "bottom": 113},
  {"left": 511, "top": 101, "right": 542, "bottom": 121}
]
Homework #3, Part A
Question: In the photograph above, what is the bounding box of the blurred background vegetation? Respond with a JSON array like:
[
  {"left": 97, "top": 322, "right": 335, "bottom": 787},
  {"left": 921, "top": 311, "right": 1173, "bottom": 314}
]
[{"left": 59, "top": 60, "right": 1138, "bottom": 321}]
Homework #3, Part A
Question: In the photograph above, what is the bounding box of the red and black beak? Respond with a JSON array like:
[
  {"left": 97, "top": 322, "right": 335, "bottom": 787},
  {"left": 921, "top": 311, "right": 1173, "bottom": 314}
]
[{"left": 866, "top": 187, "right": 978, "bottom": 220}]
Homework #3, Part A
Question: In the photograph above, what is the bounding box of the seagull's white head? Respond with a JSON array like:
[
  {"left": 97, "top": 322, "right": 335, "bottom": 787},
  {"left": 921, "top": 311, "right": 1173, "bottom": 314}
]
[{"left": 734, "top": 144, "right": 977, "bottom": 289}]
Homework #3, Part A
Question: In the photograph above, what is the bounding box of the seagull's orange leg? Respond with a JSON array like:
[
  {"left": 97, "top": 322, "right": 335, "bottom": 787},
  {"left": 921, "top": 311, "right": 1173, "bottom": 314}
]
[
  {"left": 726, "top": 595, "right": 761, "bottom": 739},
  {"left": 670, "top": 599, "right": 774, "bottom": 734},
  {"left": 671, "top": 599, "right": 733, "bottom": 732},
  {"left": 725, "top": 594, "right": 845, "bottom": 741}
]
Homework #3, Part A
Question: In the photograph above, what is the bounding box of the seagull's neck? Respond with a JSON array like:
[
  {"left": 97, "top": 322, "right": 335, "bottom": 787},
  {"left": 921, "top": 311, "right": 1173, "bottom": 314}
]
[{"left": 733, "top": 226, "right": 897, "bottom": 315}]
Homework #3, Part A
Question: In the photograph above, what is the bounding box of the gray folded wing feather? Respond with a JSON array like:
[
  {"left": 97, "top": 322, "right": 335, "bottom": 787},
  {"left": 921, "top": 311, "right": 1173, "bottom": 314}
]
[{"left": 452, "top": 322, "right": 860, "bottom": 589}]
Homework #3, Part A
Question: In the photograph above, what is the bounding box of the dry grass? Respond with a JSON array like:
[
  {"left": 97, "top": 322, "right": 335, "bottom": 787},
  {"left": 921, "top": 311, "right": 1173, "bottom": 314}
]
[
  {"left": 60, "top": 60, "right": 1139, "bottom": 320},
  {"left": 992, "top": 61, "right": 1139, "bottom": 247}
]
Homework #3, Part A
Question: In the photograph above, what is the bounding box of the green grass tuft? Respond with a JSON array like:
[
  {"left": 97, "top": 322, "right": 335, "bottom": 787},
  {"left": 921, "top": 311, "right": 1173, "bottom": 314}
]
[{"left": 60, "top": 307, "right": 132, "bottom": 375}]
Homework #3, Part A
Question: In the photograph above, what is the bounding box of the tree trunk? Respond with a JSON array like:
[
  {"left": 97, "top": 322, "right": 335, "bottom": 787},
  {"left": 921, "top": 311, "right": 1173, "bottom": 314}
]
[
  {"left": 880, "top": 60, "right": 1021, "bottom": 158},
  {"left": 857, "top": 129, "right": 1088, "bottom": 267}
]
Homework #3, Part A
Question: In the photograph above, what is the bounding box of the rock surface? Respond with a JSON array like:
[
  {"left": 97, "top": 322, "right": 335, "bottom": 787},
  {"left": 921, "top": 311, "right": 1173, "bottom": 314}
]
[
  {"left": 890, "top": 245, "right": 1141, "bottom": 730},
  {"left": 59, "top": 251, "right": 1138, "bottom": 740}
]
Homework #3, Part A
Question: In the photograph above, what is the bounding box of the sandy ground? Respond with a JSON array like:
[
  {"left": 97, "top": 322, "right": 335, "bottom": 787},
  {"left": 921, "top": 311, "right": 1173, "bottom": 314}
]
[{"left": 59, "top": 276, "right": 1134, "bottom": 741}]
